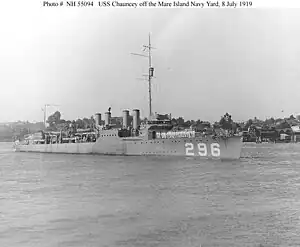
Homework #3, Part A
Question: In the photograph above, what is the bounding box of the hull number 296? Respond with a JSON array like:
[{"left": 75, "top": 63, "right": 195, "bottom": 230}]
[{"left": 185, "top": 143, "right": 221, "bottom": 157}]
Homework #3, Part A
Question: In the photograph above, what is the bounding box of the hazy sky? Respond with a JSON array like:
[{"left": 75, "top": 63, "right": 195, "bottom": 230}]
[{"left": 1, "top": 2, "right": 300, "bottom": 123}]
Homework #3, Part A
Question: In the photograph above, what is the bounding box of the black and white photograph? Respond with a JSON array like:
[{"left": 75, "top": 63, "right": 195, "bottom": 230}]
[{"left": 1, "top": 1, "right": 300, "bottom": 246}]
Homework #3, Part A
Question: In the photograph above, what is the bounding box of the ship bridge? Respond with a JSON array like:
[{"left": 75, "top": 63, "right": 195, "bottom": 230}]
[{"left": 146, "top": 119, "right": 173, "bottom": 131}]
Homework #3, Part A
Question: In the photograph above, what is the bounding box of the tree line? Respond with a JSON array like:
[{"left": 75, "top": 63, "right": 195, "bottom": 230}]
[
  {"left": 1, "top": 111, "right": 298, "bottom": 141},
  {"left": 242, "top": 115, "right": 298, "bottom": 130},
  {"left": 46, "top": 111, "right": 96, "bottom": 131}
]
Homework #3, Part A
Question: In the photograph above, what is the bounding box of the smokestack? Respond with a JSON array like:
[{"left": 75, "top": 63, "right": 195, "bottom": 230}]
[
  {"left": 132, "top": 109, "right": 140, "bottom": 130},
  {"left": 95, "top": 113, "right": 101, "bottom": 126},
  {"left": 122, "top": 110, "right": 129, "bottom": 129},
  {"left": 104, "top": 112, "right": 111, "bottom": 126}
]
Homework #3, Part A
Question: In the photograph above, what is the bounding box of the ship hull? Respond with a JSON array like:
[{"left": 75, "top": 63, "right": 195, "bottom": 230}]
[{"left": 14, "top": 136, "right": 242, "bottom": 160}]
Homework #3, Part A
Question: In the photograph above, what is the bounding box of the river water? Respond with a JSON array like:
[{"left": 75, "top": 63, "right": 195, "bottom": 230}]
[{"left": 1, "top": 142, "right": 300, "bottom": 247}]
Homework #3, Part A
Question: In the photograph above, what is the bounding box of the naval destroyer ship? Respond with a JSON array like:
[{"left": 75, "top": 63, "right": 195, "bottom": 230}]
[{"left": 14, "top": 35, "right": 243, "bottom": 160}]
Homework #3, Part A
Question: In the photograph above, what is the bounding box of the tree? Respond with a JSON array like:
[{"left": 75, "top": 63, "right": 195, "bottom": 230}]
[
  {"left": 171, "top": 118, "right": 178, "bottom": 125},
  {"left": 276, "top": 121, "right": 290, "bottom": 129},
  {"left": 196, "top": 119, "right": 201, "bottom": 125},
  {"left": 75, "top": 119, "right": 84, "bottom": 129},
  {"left": 244, "top": 119, "right": 253, "bottom": 129},
  {"left": 262, "top": 124, "right": 269, "bottom": 130},
  {"left": 265, "top": 117, "right": 275, "bottom": 125},
  {"left": 213, "top": 121, "right": 220, "bottom": 128},
  {"left": 83, "top": 118, "right": 90, "bottom": 128},
  {"left": 184, "top": 120, "right": 191, "bottom": 128},
  {"left": 177, "top": 117, "right": 185, "bottom": 126},
  {"left": 47, "top": 111, "right": 61, "bottom": 126},
  {"left": 219, "top": 113, "right": 233, "bottom": 130},
  {"left": 90, "top": 115, "right": 95, "bottom": 125}
]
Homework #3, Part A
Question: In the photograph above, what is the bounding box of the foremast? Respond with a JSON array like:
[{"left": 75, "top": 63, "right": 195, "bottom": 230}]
[{"left": 131, "top": 33, "right": 155, "bottom": 119}]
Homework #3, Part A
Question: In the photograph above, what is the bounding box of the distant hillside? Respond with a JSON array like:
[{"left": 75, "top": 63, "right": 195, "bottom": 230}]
[
  {"left": 0, "top": 122, "right": 45, "bottom": 142},
  {"left": 0, "top": 125, "right": 14, "bottom": 142}
]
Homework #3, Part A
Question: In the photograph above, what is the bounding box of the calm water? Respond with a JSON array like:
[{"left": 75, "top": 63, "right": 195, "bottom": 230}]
[{"left": 1, "top": 142, "right": 300, "bottom": 247}]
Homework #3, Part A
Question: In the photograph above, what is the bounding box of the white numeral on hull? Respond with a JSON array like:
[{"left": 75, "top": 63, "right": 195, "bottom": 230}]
[
  {"left": 197, "top": 143, "right": 207, "bottom": 156},
  {"left": 185, "top": 143, "right": 221, "bottom": 157},
  {"left": 185, "top": 143, "right": 194, "bottom": 156},
  {"left": 211, "top": 143, "right": 221, "bottom": 157}
]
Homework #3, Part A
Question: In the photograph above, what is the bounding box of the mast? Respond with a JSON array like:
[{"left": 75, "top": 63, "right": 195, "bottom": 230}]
[
  {"left": 131, "top": 33, "right": 155, "bottom": 119},
  {"left": 148, "top": 33, "right": 152, "bottom": 118}
]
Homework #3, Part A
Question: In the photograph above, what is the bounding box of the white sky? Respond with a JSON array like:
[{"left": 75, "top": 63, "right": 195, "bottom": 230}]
[{"left": 1, "top": 1, "right": 300, "bottom": 122}]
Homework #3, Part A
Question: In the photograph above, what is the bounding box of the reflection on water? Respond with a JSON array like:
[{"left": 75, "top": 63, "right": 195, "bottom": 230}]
[{"left": 1, "top": 142, "right": 300, "bottom": 246}]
